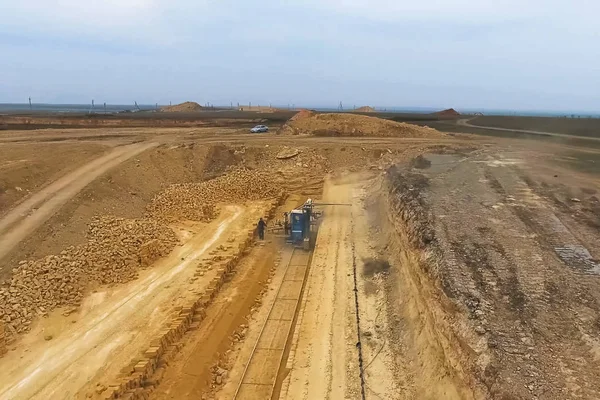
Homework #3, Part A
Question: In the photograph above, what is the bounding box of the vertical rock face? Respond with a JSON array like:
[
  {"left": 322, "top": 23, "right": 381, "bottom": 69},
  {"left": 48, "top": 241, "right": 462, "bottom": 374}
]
[
  {"left": 386, "top": 165, "right": 436, "bottom": 249},
  {"left": 0, "top": 321, "right": 6, "bottom": 356}
]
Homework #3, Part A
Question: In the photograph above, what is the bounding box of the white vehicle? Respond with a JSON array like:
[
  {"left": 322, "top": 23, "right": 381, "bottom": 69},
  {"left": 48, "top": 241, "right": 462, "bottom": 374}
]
[{"left": 250, "top": 125, "right": 269, "bottom": 133}]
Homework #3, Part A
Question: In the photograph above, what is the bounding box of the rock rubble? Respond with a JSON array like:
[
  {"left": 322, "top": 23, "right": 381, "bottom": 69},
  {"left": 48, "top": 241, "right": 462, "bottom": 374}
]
[
  {"left": 0, "top": 216, "right": 177, "bottom": 342},
  {"left": 148, "top": 168, "right": 279, "bottom": 222}
]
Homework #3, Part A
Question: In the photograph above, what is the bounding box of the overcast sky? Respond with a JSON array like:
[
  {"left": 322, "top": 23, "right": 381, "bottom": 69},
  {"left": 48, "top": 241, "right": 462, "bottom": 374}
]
[{"left": 1, "top": 1, "right": 599, "bottom": 111}]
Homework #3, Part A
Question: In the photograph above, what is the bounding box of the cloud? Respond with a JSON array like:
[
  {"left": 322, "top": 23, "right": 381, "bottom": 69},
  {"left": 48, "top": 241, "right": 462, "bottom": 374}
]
[
  {"left": 0, "top": 1, "right": 215, "bottom": 45},
  {"left": 298, "top": 0, "right": 593, "bottom": 23},
  {"left": 1, "top": 0, "right": 599, "bottom": 109},
  {"left": 3, "top": 1, "right": 156, "bottom": 28}
]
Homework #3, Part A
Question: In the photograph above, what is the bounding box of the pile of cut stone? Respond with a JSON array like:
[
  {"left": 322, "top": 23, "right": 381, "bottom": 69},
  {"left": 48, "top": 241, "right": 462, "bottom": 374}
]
[
  {"left": 0, "top": 216, "right": 177, "bottom": 340},
  {"left": 148, "top": 168, "right": 279, "bottom": 222}
]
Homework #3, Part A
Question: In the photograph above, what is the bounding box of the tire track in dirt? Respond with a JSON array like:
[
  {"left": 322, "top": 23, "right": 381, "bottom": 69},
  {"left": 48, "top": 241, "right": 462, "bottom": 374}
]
[{"left": 0, "top": 141, "right": 158, "bottom": 265}]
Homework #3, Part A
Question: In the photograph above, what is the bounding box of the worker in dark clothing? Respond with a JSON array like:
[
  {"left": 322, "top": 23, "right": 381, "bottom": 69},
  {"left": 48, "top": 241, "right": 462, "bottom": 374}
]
[
  {"left": 257, "top": 217, "right": 267, "bottom": 240},
  {"left": 283, "top": 212, "right": 290, "bottom": 236}
]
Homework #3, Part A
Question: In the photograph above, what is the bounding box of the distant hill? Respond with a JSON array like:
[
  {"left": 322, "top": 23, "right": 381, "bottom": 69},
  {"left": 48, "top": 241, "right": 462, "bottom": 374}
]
[
  {"left": 160, "top": 102, "right": 203, "bottom": 112},
  {"left": 355, "top": 106, "right": 375, "bottom": 112},
  {"left": 435, "top": 108, "right": 461, "bottom": 118}
]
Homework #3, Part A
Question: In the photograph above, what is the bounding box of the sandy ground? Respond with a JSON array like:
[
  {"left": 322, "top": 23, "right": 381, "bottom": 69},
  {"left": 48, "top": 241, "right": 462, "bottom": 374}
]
[
  {"left": 0, "top": 203, "right": 266, "bottom": 399},
  {"left": 0, "top": 142, "right": 157, "bottom": 267},
  {"left": 0, "top": 142, "right": 107, "bottom": 215},
  {"left": 280, "top": 174, "right": 363, "bottom": 399}
]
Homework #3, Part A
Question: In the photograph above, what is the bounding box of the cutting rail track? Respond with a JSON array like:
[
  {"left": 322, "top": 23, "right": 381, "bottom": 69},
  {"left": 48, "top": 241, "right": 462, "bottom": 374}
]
[{"left": 233, "top": 246, "right": 313, "bottom": 400}]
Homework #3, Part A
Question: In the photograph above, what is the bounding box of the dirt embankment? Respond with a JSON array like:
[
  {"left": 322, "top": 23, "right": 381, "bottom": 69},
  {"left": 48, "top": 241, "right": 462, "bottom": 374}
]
[
  {"left": 160, "top": 101, "right": 204, "bottom": 112},
  {"left": 378, "top": 167, "right": 485, "bottom": 399},
  {"left": 383, "top": 149, "right": 600, "bottom": 399},
  {"left": 280, "top": 112, "right": 445, "bottom": 138}
]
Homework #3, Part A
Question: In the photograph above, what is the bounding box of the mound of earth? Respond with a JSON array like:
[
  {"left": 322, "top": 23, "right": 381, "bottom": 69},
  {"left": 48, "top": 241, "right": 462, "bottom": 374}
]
[
  {"left": 160, "top": 102, "right": 204, "bottom": 112},
  {"left": 435, "top": 108, "right": 460, "bottom": 118},
  {"left": 289, "top": 109, "right": 314, "bottom": 122},
  {"left": 280, "top": 113, "right": 444, "bottom": 138},
  {"left": 355, "top": 106, "right": 375, "bottom": 112}
]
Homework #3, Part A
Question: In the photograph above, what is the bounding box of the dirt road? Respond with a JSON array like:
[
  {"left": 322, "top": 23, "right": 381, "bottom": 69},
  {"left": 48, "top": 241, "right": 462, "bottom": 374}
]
[
  {"left": 0, "top": 141, "right": 157, "bottom": 265},
  {"left": 0, "top": 205, "right": 262, "bottom": 399},
  {"left": 458, "top": 118, "right": 600, "bottom": 141}
]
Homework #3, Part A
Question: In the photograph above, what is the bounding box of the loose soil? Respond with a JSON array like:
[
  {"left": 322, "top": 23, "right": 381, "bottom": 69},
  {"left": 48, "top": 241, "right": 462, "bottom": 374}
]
[
  {"left": 280, "top": 113, "right": 445, "bottom": 138},
  {"left": 160, "top": 102, "right": 204, "bottom": 112}
]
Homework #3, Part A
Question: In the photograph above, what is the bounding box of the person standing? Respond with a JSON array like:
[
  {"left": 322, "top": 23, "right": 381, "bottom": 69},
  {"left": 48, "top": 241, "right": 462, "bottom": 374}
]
[
  {"left": 257, "top": 217, "right": 267, "bottom": 240},
  {"left": 283, "top": 212, "right": 290, "bottom": 236}
]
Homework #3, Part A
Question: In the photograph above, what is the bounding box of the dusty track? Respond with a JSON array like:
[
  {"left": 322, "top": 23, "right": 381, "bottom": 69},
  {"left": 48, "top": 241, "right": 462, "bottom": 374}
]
[
  {"left": 458, "top": 118, "right": 600, "bottom": 141},
  {"left": 0, "top": 141, "right": 157, "bottom": 264}
]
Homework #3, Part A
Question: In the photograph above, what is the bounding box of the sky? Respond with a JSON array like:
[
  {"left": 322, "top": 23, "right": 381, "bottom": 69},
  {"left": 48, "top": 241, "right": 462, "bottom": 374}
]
[{"left": 1, "top": 0, "right": 599, "bottom": 111}]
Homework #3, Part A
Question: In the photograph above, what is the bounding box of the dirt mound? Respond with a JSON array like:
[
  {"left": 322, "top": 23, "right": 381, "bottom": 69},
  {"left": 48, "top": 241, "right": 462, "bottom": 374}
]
[
  {"left": 0, "top": 216, "right": 177, "bottom": 341},
  {"left": 161, "top": 102, "right": 204, "bottom": 112},
  {"left": 435, "top": 108, "right": 460, "bottom": 118},
  {"left": 280, "top": 113, "right": 444, "bottom": 138},
  {"left": 147, "top": 168, "right": 280, "bottom": 222},
  {"left": 289, "top": 109, "right": 314, "bottom": 122},
  {"left": 355, "top": 106, "right": 375, "bottom": 112}
]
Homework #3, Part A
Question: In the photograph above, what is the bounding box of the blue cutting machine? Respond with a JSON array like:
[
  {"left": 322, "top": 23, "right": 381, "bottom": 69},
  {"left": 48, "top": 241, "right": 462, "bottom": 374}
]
[
  {"left": 285, "top": 199, "right": 350, "bottom": 250},
  {"left": 289, "top": 199, "right": 315, "bottom": 250}
]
